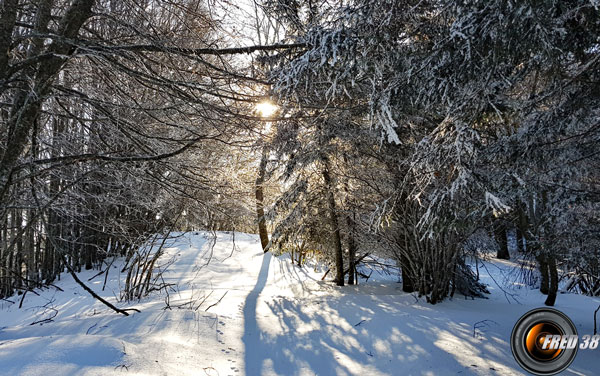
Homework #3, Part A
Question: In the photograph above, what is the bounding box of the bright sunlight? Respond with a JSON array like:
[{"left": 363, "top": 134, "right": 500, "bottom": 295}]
[{"left": 255, "top": 101, "right": 278, "bottom": 118}]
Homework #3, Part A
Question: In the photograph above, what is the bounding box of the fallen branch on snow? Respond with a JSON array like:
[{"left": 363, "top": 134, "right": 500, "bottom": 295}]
[{"left": 62, "top": 255, "right": 140, "bottom": 316}]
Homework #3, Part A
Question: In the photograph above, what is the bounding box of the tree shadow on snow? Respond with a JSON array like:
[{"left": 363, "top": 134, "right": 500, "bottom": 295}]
[
  {"left": 242, "top": 252, "right": 272, "bottom": 375},
  {"left": 242, "top": 270, "right": 526, "bottom": 375}
]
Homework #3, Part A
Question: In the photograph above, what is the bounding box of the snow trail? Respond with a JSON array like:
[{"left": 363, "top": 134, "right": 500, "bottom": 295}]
[{"left": 1, "top": 232, "right": 599, "bottom": 375}]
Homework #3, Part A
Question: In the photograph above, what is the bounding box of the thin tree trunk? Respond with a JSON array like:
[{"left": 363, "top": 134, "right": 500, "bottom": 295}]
[
  {"left": 322, "top": 158, "right": 344, "bottom": 286},
  {"left": 346, "top": 215, "right": 356, "bottom": 285},
  {"left": 255, "top": 145, "right": 269, "bottom": 251},
  {"left": 537, "top": 254, "right": 550, "bottom": 295}
]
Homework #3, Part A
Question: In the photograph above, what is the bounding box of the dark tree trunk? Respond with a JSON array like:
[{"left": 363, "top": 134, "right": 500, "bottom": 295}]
[
  {"left": 296, "top": 242, "right": 306, "bottom": 267},
  {"left": 545, "top": 256, "right": 558, "bottom": 306},
  {"left": 494, "top": 219, "right": 510, "bottom": 260},
  {"left": 400, "top": 254, "right": 415, "bottom": 293},
  {"left": 537, "top": 254, "right": 550, "bottom": 295},
  {"left": 255, "top": 146, "right": 269, "bottom": 251},
  {"left": 346, "top": 215, "right": 356, "bottom": 285},
  {"left": 15, "top": 208, "right": 23, "bottom": 291}
]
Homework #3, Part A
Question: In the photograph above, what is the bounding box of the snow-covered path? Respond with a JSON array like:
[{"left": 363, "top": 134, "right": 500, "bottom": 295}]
[{"left": 1, "top": 232, "right": 599, "bottom": 375}]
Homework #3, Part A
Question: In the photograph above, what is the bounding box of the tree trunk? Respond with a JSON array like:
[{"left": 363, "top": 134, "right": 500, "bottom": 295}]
[
  {"left": 255, "top": 146, "right": 269, "bottom": 251},
  {"left": 0, "top": 0, "right": 19, "bottom": 80},
  {"left": 537, "top": 254, "right": 550, "bottom": 295},
  {"left": 0, "top": 0, "right": 95, "bottom": 204},
  {"left": 346, "top": 215, "right": 356, "bottom": 285},
  {"left": 494, "top": 219, "right": 510, "bottom": 260},
  {"left": 297, "top": 241, "right": 306, "bottom": 267},
  {"left": 545, "top": 256, "right": 558, "bottom": 306},
  {"left": 515, "top": 226, "right": 524, "bottom": 253},
  {"left": 400, "top": 253, "right": 415, "bottom": 293},
  {"left": 322, "top": 158, "right": 344, "bottom": 286},
  {"left": 517, "top": 204, "right": 529, "bottom": 254}
]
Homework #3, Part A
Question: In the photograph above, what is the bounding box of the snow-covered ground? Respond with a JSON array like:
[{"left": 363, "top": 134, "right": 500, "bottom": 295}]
[{"left": 1, "top": 232, "right": 599, "bottom": 375}]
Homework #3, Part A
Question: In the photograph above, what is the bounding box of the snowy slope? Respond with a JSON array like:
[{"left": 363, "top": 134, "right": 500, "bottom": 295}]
[{"left": 1, "top": 232, "right": 599, "bottom": 375}]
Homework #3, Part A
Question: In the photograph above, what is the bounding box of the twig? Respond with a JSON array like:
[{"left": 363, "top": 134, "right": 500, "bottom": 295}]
[
  {"left": 50, "top": 284, "right": 64, "bottom": 292},
  {"left": 195, "top": 290, "right": 214, "bottom": 311},
  {"left": 473, "top": 319, "right": 499, "bottom": 339},
  {"left": 205, "top": 291, "right": 228, "bottom": 312},
  {"left": 411, "top": 293, "right": 419, "bottom": 303},
  {"left": 594, "top": 305, "right": 600, "bottom": 335},
  {"left": 354, "top": 319, "right": 367, "bottom": 327},
  {"left": 102, "top": 256, "right": 117, "bottom": 291},
  {"left": 479, "top": 261, "right": 520, "bottom": 304},
  {"left": 193, "top": 231, "right": 217, "bottom": 279},
  {"left": 360, "top": 270, "right": 373, "bottom": 282},
  {"left": 30, "top": 307, "right": 58, "bottom": 325},
  {"left": 88, "top": 269, "right": 106, "bottom": 282},
  {"left": 86, "top": 323, "right": 98, "bottom": 335},
  {"left": 220, "top": 229, "right": 239, "bottom": 262},
  {"left": 19, "top": 290, "right": 27, "bottom": 309},
  {"left": 343, "top": 253, "right": 371, "bottom": 277}
]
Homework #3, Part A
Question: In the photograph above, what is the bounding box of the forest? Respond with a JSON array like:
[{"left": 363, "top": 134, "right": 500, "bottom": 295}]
[
  {"left": 2, "top": 1, "right": 600, "bottom": 375},
  {"left": 1, "top": 0, "right": 600, "bottom": 315}
]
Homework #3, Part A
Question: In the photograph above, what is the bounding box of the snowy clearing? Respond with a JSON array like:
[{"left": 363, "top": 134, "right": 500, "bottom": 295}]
[{"left": 1, "top": 232, "right": 599, "bottom": 376}]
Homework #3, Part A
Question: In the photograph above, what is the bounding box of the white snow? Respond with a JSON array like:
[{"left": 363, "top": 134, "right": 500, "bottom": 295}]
[{"left": 1, "top": 232, "right": 599, "bottom": 375}]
